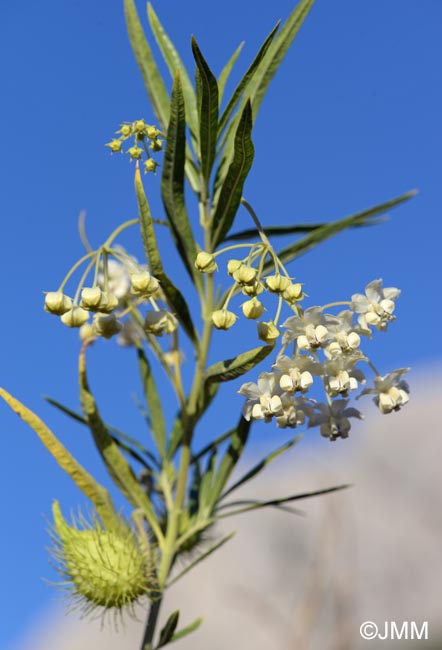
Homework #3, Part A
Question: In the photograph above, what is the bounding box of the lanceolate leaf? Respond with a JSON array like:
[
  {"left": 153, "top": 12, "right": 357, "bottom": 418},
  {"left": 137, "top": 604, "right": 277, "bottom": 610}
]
[
  {"left": 0, "top": 387, "right": 119, "bottom": 530},
  {"left": 136, "top": 347, "right": 167, "bottom": 459},
  {"left": 211, "top": 101, "right": 254, "bottom": 248},
  {"left": 221, "top": 435, "right": 302, "bottom": 499},
  {"left": 135, "top": 166, "right": 198, "bottom": 344},
  {"left": 218, "top": 42, "right": 244, "bottom": 105},
  {"left": 217, "top": 21, "right": 280, "bottom": 137},
  {"left": 157, "top": 611, "right": 180, "bottom": 648},
  {"left": 170, "top": 617, "right": 204, "bottom": 643},
  {"left": 124, "top": 0, "right": 169, "bottom": 130},
  {"left": 205, "top": 344, "right": 274, "bottom": 385},
  {"left": 161, "top": 73, "right": 201, "bottom": 288},
  {"left": 224, "top": 222, "right": 351, "bottom": 242},
  {"left": 263, "top": 190, "right": 417, "bottom": 273},
  {"left": 216, "top": 484, "right": 351, "bottom": 518},
  {"left": 209, "top": 415, "right": 251, "bottom": 507},
  {"left": 79, "top": 349, "right": 164, "bottom": 544},
  {"left": 147, "top": 3, "right": 199, "bottom": 139},
  {"left": 191, "top": 37, "right": 219, "bottom": 183},
  {"left": 197, "top": 448, "right": 218, "bottom": 514}
]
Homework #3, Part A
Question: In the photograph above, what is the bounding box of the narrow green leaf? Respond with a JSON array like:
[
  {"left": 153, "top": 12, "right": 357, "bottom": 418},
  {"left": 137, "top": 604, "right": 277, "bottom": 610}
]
[
  {"left": 124, "top": 0, "right": 169, "bottom": 130},
  {"left": 45, "top": 395, "right": 160, "bottom": 469},
  {"left": 224, "top": 222, "right": 351, "bottom": 242},
  {"left": 135, "top": 165, "right": 198, "bottom": 344},
  {"left": 263, "top": 190, "right": 417, "bottom": 272},
  {"left": 79, "top": 349, "right": 163, "bottom": 544},
  {"left": 198, "top": 448, "right": 218, "bottom": 514},
  {"left": 218, "top": 22, "right": 280, "bottom": 137},
  {"left": 218, "top": 42, "right": 244, "bottom": 105},
  {"left": 216, "top": 498, "right": 304, "bottom": 516},
  {"left": 0, "top": 387, "right": 119, "bottom": 529},
  {"left": 157, "top": 611, "right": 180, "bottom": 648},
  {"left": 188, "top": 461, "right": 202, "bottom": 515},
  {"left": 216, "top": 484, "right": 351, "bottom": 518},
  {"left": 147, "top": 3, "right": 198, "bottom": 139},
  {"left": 211, "top": 100, "right": 254, "bottom": 248},
  {"left": 191, "top": 37, "right": 219, "bottom": 183},
  {"left": 170, "top": 617, "right": 204, "bottom": 643},
  {"left": 209, "top": 415, "right": 251, "bottom": 507},
  {"left": 191, "top": 426, "right": 237, "bottom": 463},
  {"left": 221, "top": 435, "right": 302, "bottom": 499},
  {"left": 136, "top": 347, "right": 166, "bottom": 458},
  {"left": 169, "top": 533, "right": 235, "bottom": 587},
  {"left": 205, "top": 344, "right": 274, "bottom": 385},
  {"left": 161, "top": 73, "right": 201, "bottom": 287}
]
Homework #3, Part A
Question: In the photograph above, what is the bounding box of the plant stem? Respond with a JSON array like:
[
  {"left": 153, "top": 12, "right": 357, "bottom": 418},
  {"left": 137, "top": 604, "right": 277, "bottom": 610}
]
[{"left": 140, "top": 598, "right": 162, "bottom": 650}]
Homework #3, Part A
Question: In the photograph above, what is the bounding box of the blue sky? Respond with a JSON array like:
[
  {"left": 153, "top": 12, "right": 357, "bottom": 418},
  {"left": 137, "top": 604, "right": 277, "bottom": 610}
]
[{"left": 1, "top": 1, "right": 441, "bottom": 647}]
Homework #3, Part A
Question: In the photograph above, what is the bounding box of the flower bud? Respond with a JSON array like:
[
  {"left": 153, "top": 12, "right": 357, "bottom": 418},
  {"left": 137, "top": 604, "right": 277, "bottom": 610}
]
[
  {"left": 61, "top": 307, "right": 89, "bottom": 328},
  {"left": 119, "top": 124, "right": 132, "bottom": 138},
  {"left": 195, "top": 252, "right": 218, "bottom": 274},
  {"left": 282, "top": 282, "right": 304, "bottom": 304},
  {"left": 265, "top": 274, "right": 290, "bottom": 293},
  {"left": 51, "top": 501, "right": 153, "bottom": 614},
  {"left": 93, "top": 313, "right": 122, "bottom": 339},
  {"left": 105, "top": 139, "right": 122, "bottom": 153},
  {"left": 227, "top": 259, "right": 243, "bottom": 276},
  {"left": 127, "top": 146, "right": 143, "bottom": 160},
  {"left": 242, "top": 280, "right": 265, "bottom": 297},
  {"left": 80, "top": 287, "right": 102, "bottom": 310},
  {"left": 44, "top": 292, "right": 73, "bottom": 315},
  {"left": 144, "top": 310, "right": 178, "bottom": 336},
  {"left": 242, "top": 298, "right": 265, "bottom": 320},
  {"left": 232, "top": 264, "right": 257, "bottom": 285},
  {"left": 149, "top": 138, "right": 163, "bottom": 152},
  {"left": 146, "top": 125, "right": 160, "bottom": 140},
  {"left": 97, "top": 292, "right": 119, "bottom": 314},
  {"left": 131, "top": 272, "right": 160, "bottom": 298},
  {"left": 212, "top": 309, "right": 237, "bottom": 330},
  {"left": 257, "top": 320, "right": 280, "bottom": 343},
  {"left": 79, "top": 322, "right": 96, "bottom": 342},
  {"left": 144, "top": 159, "right": 158, "bottom": 173}
]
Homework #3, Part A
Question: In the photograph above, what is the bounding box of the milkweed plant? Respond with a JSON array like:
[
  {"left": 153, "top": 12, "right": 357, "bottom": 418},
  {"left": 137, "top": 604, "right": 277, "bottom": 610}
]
[{"left": 0, "top": 1, "right": 413, "bottom": 648}]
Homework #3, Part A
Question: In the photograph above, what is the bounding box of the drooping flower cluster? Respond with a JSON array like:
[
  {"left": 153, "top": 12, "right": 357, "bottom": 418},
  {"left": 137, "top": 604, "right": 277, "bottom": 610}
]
[
  {"left": 238, "top": 279, "right": 410, "bottom": 441},
  {"left": 105, "top": 119, "right": 163, "bottom": 174}
]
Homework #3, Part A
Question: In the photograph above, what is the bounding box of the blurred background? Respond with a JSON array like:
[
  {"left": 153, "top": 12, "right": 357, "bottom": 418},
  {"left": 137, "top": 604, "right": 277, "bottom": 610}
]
[{"left": 0, "top": 0, "right": 440, "bottom": 648}]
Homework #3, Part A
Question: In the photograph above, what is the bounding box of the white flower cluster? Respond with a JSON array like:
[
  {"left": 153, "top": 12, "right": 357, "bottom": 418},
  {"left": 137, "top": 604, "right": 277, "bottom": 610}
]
[{"left": 239, "top": 280, "right": 410, "bottom": 441}]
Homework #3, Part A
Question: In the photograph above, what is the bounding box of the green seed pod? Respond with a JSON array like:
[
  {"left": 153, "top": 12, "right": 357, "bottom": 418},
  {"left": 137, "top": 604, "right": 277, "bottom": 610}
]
[
  {"left": 242, "top": 298, "right": 265, "bottom": 319},
  {"left": 80, "top": 287, "right": 102, "bottom": 310},
  {"left": 144, "top": 310, "right": 178, "bottom": 336},
  {"left": 44, "top": 292, "right": 73, "bottom": 316},
  {"left": 131, "top": 272, "right": 160, "bottom": 298},
  {"left": 257, "top": 320, "right": 280, "bottom": 343},
  {"left": 93, "top": 313, "right": 122, "bottom": 339},
  {"left": 61, "top": 307, "right": 90, "bottom": 328},
  {"left": 194, "top": 252, "right": 218, "bottom": 274},
  {"left": 265, "top": 274, "right": 290, "bottom": 294},
  {"left": 51, "top": 501, "right": 154, "bottom": 618},
  {"left": 212, "top": 309, "right": 237, "bottom": 330}
]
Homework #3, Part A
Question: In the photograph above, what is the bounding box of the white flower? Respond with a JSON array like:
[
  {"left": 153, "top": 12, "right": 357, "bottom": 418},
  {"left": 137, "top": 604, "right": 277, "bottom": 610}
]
[
  {"left": 309, "top": 399, "right": 364, "bottom": 441},
  {"left": 238, "top": 372, "right": 283, "bottom": 422},
  {"left": 323, "top": 356, "right": 365, "bottom": 397},
  {"left": 351, "top": 279, "right": 400, "bottom": 332},
  {"left": 325, "top": 310, "right": 362, "bottom": 357},
  {"left": 98, "top": 249, "right": 139, "bottom": 301},
  {"left": 359, "top": 368, "right": 410, "bottom": 414},
  {"left": 272, "top": 354, "right": 319, "bottom": 393},
  {"left": 282, "top": 307, "right": 340, "bottom": 350},
  {"left": 275, "top": 395, "right": 308, "bottom": 429}
]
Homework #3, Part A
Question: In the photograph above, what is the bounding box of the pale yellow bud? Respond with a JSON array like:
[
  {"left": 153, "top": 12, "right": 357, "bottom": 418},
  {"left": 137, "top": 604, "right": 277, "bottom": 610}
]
[
  {"left": 79, "top": 322, "right": 96, "bottom": 342},
  {"left": 232, "top": 264, "right": 257, "bottom": 285},
  {"left": 242, "top": 298, "right": 265, "bottom": 319},
  {"left": 80, "top": 287, "right": 102, "bottom": 310},
  {"left": 97, "top": 292, "right": 119, "bottom": 314},
  {"left": 282, "top": 282, "right": 304, "bottom": 304},
  {"left": 212, "top": 309, "right": 237, "bottom": 330},
  {"left": 227, "top": 259, "right": 243, "bottom": 276},
  {"left": 61, "top": 307, "right": 89, "bottom": 328},
  {"left": 265, "top": 274, "right": 290, "bottom": 293},
  {"left": 93, "top": 313, "right": 122, "bottom": 339},
  {"left": 146, "top": 125, "right": 160, "bottom": 140},
  {"left": 194, "top": 252, "right": 218, "bottom": 274},
  {"left": 242, "top": 280, "right": 265, "bottom": 297},
  {"left": 131, "top": 272, "right": 160, "bottom": 298},
  {"left": 257, "top": 320, "right": 280, "bottom": 343},
  {"left": 44, "top": 292, "right": 73, "bottom": 315}
]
